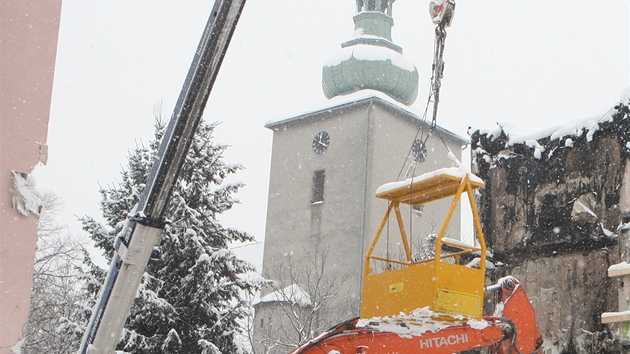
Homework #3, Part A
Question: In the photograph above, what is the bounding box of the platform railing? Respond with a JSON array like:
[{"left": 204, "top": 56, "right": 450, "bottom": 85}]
[{"left": 361, "top": 169, "right": 487, "bottom": 319}]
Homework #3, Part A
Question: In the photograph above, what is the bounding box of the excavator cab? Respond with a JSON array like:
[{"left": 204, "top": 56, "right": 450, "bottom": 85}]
[{"left": 361, "top": 167, "right": 487, "bottom": 320}]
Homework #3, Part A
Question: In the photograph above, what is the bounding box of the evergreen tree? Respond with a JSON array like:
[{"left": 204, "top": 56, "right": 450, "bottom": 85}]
[{"left": 78, "top": 119, "right": 263, "bottom": 353}]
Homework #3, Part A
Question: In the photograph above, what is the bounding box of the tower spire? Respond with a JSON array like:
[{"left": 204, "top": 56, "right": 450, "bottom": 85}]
[{"left": 322, "top": 0, "right": 419, "bottom": 105}]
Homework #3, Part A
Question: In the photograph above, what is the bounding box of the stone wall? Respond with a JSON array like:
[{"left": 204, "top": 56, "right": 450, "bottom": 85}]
[{"left": 472, "top": 102, "right": 630, "bottom": 353}]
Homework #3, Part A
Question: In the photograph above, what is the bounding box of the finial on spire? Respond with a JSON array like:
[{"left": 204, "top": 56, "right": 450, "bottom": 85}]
[
  {"left": 322, "top": 0, "right": 418, "bottom": 105},
  {"left": 356, "top": 0, "right": 394, "bottom": 15}
]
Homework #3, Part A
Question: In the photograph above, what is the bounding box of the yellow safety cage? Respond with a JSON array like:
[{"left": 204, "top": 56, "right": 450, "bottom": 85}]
[{"left": 361, "top": 168, "right": 487, "bottom": 319}]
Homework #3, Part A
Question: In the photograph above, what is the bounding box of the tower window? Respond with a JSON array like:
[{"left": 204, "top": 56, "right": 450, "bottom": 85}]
[{"left": 312, "top": 170, "right": 325, "bottom": 204}]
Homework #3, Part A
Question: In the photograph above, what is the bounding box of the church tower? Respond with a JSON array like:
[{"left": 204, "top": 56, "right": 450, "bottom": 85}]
[{"left": 254, "top": 2, "right": 465, "bottom": 351}]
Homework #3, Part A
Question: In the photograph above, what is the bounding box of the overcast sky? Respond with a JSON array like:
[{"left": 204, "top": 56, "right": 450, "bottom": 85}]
[{"left": 38, "top": 0, "right": 629, "bottom": 269}]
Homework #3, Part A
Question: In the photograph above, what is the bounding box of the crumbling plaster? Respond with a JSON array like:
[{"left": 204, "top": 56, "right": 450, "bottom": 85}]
[{"left": 472, "top": 103, "right": 630, "bottom": 353}]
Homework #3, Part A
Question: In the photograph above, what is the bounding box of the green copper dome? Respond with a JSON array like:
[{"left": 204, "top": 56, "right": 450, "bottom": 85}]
[{"left": 322, "top": 0, "right": 419, "bottom": 106}]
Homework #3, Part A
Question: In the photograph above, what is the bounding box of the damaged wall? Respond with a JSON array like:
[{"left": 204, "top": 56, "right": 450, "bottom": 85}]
[
  {"left": 472, "top": 102, "right": 630, "bottom": 353},
  {"left": 0, "top": 1, "right": 62, "bottom": 352}
]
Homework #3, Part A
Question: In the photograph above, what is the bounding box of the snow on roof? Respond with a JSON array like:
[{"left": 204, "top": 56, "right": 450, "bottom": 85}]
[
  {"left": 476, "top": 104, "right": 617, "bottom": 146},
  {"left": 356, "top": 307, "right": 489, "bottom": 338},
  {"left": 264, "top": 90, "right": 465, "bottom": 144},
  {"left": 255, "top": 284, "right": 311, "bottom": 308},
  {"left": 375, "top": 167, "right": 484, "bottom": 196},
  {"left": 266, "top": 90, "right": 410, "bottom": 127},
  {"left": 476, "top": 86, "right": 630, "bottom": 146},
  {"left": 323, "top": 44, "right": 416, "bottom": 72},
  {"left": 520, "top": 106, "right": 614, "bottom": 144}
]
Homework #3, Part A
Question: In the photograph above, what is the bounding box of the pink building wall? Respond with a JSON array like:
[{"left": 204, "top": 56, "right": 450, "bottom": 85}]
[{"left": 0, "top": 1, "right": 62, "bottom": 352}]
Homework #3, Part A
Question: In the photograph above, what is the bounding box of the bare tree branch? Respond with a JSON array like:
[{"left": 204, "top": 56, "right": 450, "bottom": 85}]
[
  {"left": 23, "top": 191, "right": 88, "bottom": 353},
  {"left": 250, "top": 246, "right": 355, "bottom": 354}
]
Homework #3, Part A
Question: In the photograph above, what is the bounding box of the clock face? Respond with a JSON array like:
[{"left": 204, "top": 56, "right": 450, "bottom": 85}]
[
  {"left": 312, "top": 131, "right": 330, "bottom": 154},
  {"left": 412, "top": 139, "right": 427, "bottom": 162}
]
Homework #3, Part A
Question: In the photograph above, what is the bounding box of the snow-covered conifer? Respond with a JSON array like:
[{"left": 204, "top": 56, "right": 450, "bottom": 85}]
[{"left": 79, "top": 120, "right": 263, "bottom": 353}]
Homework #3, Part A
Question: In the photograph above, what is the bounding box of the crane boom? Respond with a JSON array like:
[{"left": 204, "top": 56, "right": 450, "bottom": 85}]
[{"left": 78, "top": 1, "right": 246, "bottom": 352}]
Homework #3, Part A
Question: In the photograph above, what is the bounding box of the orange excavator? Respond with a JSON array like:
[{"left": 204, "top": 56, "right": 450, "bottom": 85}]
[{"left": 290, "top": 168, "right": 544, "bottom": 353}]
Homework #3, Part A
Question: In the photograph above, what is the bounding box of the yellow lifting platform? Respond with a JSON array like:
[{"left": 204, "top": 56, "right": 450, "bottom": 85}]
[{"left": 361, "top": 167, "right": 487, "bottom": 319}]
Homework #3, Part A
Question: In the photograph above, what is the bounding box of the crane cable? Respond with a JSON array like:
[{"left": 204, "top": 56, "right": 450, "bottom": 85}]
[
  {"left": 431, "top": 21, "right": 463, "bottom": 169},
  {"left": 394, "top": 0, "right": 458, "bottom": 262},
  {"left": 398, "top": 0, "right": 458, "bottom": 182},
  {"left": 427, "top": 0, "right": 460, "bottom": 166},
  {"left": 430, "top": 14, "right": 448, "bottom": 131}
]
